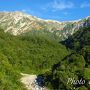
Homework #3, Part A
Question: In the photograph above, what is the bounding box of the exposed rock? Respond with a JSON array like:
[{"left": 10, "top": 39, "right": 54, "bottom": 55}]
[
  {"left": 20, "top": 73, "right": 47, "bottom": 90},
  {"left": 0, "top": 11, "right": 90, "bottom": 40}
]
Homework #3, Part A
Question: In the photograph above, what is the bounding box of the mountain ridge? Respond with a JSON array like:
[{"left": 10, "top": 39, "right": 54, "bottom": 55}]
[
  {"left": 0, "top": 11, "right": 90, "bottom": 90},
  {"left": 0, "top": 11, "right": 90, "bottom": 40}
]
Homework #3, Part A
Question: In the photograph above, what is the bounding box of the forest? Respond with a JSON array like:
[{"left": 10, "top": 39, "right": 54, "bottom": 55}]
[
  {"left": 43, "top": 26, "right": 90, "bottom": 90},
  {"left": 0, "top": 26, "right": 90, "bottom": 90}
]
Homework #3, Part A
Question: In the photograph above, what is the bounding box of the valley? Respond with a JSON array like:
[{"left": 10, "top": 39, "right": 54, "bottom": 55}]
[{"left": 0, "top": 12, "right": 89, "bottom": 90}]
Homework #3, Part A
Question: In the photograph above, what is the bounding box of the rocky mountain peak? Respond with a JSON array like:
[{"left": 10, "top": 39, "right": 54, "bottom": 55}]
[{"left": 0, "top": 11, "right": 90, "bottom": 39}]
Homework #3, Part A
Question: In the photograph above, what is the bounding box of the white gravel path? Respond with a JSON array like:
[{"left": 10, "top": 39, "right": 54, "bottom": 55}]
[{"left": 20, "top": 73, "right": 47, "bottom": 90}]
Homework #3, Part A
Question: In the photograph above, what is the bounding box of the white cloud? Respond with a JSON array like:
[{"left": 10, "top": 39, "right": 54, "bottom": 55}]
[
  {"left": 80, "top": 2, "right": 90, "bottom": 8},
  {"left": 49, "top": 0, "right": 74, "bottom": 10}
]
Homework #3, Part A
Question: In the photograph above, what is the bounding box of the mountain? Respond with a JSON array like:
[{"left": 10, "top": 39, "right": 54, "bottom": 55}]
[
  {"left": 0, "top": 11, "right": 90, "bottom": 40},
  {"left": 0, "top": 11, "right": 90, "bottom": 90},
  {"left": 43, "top": 26, "right": 90, "bottom": 90},
  {"left": 0, "top": 27, "right": 69, "bottom": 90}
]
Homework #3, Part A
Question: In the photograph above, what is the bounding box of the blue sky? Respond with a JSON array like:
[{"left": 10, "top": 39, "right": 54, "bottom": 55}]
[{"left": 0, "top": 0, "right": 90, "bottom": 21}]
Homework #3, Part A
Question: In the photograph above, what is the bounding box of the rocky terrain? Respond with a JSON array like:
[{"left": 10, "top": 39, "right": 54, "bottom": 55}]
[
  {"left": 0, "top": 11, "right": 90, "bottom": 90},
  {"left": 21, "top": 73, "right": 47, "bottom": 90},
  {"left": 0, "top": 11, "right": 90, "bottom": 40}
]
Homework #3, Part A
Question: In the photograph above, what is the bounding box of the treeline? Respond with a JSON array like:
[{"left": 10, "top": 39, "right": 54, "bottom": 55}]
[
  {"left": 0, "top": 26, "right": 89, "bottom": 90},
  {"left": 0, "top": 28, "right": 69, "bottom": 90},
  {"left": 43, "top": 26, "right": 90, "bottom": 90}
]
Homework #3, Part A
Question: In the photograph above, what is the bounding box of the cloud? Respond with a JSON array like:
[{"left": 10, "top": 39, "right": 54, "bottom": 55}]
[
  {"left": 48, "top": 0, "right": 74, "bottom": 10},
  {"left": 80, "top": 2, "right": 90, "bottom": 8}
]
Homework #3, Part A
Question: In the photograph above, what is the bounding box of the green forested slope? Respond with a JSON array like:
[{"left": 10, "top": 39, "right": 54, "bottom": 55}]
[
  {"left": 43, "top": 27, "right": 90, "bottom": 90},
  {"left": 0, "top": 26, "right": 90, "bottom": 90},
  {"left": 0, "top": 28, "right": 69, "bottom": 90}
]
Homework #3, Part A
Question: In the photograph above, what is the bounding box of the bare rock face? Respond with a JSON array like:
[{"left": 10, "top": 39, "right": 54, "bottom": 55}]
[{"left": 0, "top": 11, "right": 90, "bottom": 40}]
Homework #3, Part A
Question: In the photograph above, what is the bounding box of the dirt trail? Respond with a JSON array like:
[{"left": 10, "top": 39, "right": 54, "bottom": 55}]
[{"left": 20, "top": 73, "right": 47, "bottom": 90}]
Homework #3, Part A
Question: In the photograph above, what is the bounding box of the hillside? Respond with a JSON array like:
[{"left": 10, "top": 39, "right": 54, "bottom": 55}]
[
  {"left": 0, "top": 11, "right": 90, "bottom": 90},
  {"left": 0, "top": 12, "right": 90, "bottom": 40},
  {"left": 0, "top": 28, "right": 69, "bottom": 90},
  {"left": 43, "top": 26, "right": 90, "bottom": 90}
]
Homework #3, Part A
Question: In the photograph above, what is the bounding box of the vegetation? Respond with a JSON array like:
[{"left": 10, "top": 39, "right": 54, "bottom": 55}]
[
  {"left": 43, "top": 26, "right": 90, "bottom": 90},
  {"left": 0, "top": 28, "right": 69, "bottom": 90},
  {"left": 0, "top": 26, "right": 90, "bottom": 90}
]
